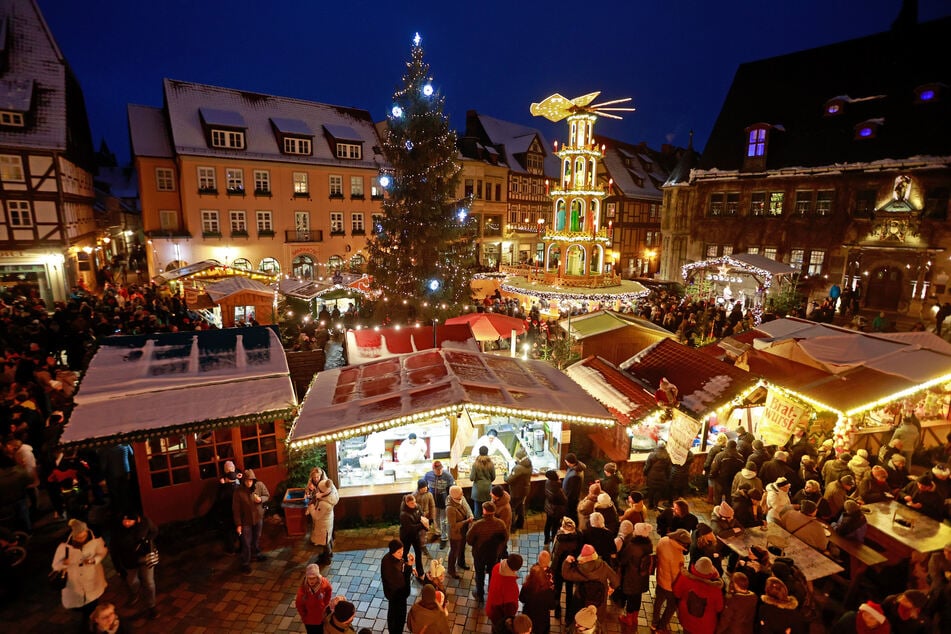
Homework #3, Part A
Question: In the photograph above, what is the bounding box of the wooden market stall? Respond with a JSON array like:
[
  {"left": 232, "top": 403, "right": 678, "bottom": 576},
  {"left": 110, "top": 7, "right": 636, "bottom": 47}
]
[
  {"left": 204, "top": 277, "right": 276, "bottom": 327},
  {"left": 59, "top": 326, "right": 297, "bottom": 525},
  {"left": 558, "top": 310, "right": 675, "bottom": 367}
]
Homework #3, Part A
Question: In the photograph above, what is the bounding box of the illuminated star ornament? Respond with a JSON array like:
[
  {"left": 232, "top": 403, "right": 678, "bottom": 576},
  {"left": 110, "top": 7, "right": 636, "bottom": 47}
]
[
  {"left": 413, "top": 32, "right": 421, "bottom": 47},
  {"left": 530, "top": 91, "right": 635, "bottom": 122}
]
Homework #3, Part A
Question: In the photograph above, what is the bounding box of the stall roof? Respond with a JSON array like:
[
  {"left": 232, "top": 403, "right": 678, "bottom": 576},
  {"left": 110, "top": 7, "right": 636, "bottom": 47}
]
[
  {"left": 288, "top": 348, "right": 613, "bottom": 445},
  {"left": 61, "top": 327, "right": 296, "bottom": 447},
  {"left": 620, "top": 338, "right": 759, "bottom": 417},
  {"left": 152, "top": 260, "right": 278, "bottom": 285},
  {"left": 346, "top": 324, "right": 477, "bottom": 365},
  {"left": 566, "top": 356, "right": 658, "bottom": 425},
  {"left": 558, "top": 310, "right": 673, "bottom": 340},
  {"left": 205, "top": 277, "right": 274, "bottom": 302}
]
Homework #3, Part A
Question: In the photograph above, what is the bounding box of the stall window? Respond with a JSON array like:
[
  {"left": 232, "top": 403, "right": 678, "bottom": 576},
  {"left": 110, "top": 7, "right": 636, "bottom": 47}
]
[
  {"left": 240, "top": 422, "right": 278, "bottom": 469},
  {"left": 146, "top": 435, "right": 191, "bottom": 488},
  {"left": 195, "top": 428, "right": 236, "bottom": 479}
]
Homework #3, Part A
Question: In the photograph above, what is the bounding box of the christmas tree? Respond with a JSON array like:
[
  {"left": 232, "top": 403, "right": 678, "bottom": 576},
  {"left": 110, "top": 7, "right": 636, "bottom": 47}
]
[{"left": 367, "top": 33, "right": 475, "bottom": 317}]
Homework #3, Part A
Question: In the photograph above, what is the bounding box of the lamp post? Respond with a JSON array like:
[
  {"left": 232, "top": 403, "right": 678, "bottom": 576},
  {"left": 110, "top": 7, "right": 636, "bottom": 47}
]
[{"left": 644, "top": 249, "right": 657, "bottom": 277}]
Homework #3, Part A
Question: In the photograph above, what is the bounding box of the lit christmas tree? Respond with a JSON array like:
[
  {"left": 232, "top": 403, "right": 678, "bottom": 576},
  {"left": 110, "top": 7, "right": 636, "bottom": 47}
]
[{"left": 367, "top": 33, "right": 475, "bottom": 316}]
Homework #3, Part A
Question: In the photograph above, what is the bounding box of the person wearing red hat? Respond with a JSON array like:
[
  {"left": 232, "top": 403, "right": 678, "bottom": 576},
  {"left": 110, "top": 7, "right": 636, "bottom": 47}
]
[
  {"left": 831, "top": 600, "right": 891, "bottom": 633},
  {"left": 561, "top": 543, "right": 619, "bottom": 624}
]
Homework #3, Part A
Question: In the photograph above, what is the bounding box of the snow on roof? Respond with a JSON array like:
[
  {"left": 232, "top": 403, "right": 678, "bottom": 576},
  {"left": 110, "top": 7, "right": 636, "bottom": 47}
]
[
  {"left": 346, "top": 325, "right": 478, "bottom": 365},
  {"left": 128, "top": 104, "right": 173, "bottom": 158},
  {"left": 601, "top": 149, "right": 662, "bottom": 198},
  {"left": 472, "top": 112, "right": 559, "bottom": 177},
  {"left": 61, "top": 327, "right": 296, "bottom": 447},
  {"left": 0, "top": 78, "right": 33, "bottom": 111},
  {"left": 204, "top": 277, "right": 274, "bottom": 302},
  {"left": 288, "top": 349, "right": 612, "bottom": 444},
  {"left": 558, "top": 310, "right": 673, "bottom": 340},
  {"left": 270, "top": 117, "right": 313, "bottom": 136},
  {"left": 199, "top": 107, "right": 246, "bottom": 127},
  {"left": 151, "top": 259, "right": 222, "bottom": 284},
  {"left": 323, "top": 124, "right": 361, "bottom": 141}
]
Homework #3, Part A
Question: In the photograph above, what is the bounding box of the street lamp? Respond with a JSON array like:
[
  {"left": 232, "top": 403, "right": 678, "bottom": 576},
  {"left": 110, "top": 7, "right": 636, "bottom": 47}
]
[{"left": 644, "top": 249, "right": 657, "bottom": 276}]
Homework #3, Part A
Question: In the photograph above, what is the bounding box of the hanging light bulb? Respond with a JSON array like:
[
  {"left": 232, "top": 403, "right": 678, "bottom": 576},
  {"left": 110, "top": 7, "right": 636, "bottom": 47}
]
[
  {"left": 422, "top": 84, "right": 434, "bottom": 97},
  {"left": 391, "top": 105, "right": 403, "bottom": 118}
]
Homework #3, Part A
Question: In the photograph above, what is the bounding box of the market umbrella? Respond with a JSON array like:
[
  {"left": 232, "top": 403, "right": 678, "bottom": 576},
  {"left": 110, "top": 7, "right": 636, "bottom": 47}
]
[{"left": 444, "top": 312, "right": 528, "bottom": 342}]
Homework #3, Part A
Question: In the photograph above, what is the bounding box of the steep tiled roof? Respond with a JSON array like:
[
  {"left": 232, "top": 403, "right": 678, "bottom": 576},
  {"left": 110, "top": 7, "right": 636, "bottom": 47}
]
[
  {"left": 465, "top": 111, "right": 559, "bottom": 177},
  {"left": 128, "top": 104, "right": 173, "bottom": 158},
  {"left": 699, "top": 17, "right": 951, "bottom": 171},
  {"left": 597, "top": 137, "right": 676, "bottom": 199}
]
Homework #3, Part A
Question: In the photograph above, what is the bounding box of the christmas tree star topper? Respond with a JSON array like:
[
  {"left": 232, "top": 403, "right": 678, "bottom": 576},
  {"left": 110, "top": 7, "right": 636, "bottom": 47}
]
[{"left": 413, "top": 32, "right": 421, "bottom": 46}]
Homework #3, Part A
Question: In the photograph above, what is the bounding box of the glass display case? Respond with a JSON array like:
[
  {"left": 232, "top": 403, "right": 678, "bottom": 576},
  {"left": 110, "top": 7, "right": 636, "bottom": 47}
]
[{"left": 337, "top": 419, "right": 450, "bottom": 489}]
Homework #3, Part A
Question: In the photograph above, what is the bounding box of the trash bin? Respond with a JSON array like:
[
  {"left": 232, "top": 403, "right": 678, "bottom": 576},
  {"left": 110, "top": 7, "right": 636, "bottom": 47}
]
[{"left": 283, "top": 488, "right": 308, "bottom": 536}]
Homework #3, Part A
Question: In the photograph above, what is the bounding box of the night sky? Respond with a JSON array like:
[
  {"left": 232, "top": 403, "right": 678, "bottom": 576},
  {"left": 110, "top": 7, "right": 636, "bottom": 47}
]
[{"left": 37, "top": 0, "right": 951, "bottom": 165}]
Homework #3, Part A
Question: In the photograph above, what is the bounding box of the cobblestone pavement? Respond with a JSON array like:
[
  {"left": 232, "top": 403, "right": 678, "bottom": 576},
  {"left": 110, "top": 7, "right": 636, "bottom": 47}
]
[{"left": 2, "top": 504, "right": 708, "bottom": 633}]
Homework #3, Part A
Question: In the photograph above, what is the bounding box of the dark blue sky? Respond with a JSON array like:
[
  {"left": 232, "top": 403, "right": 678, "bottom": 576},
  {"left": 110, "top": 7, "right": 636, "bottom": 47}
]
[{"left": 38, "top": 0, "right": 951, "bottom": 165}]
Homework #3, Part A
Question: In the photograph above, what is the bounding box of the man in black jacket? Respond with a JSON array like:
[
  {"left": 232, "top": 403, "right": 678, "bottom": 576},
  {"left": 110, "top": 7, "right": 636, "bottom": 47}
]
[
  {"left": 111, "top": 511, "right": 159, "bottom": 619},
  {"left": 466, "top": 501, "right": 508, "bottom": 602},
  {"left": 562, "top": 453, "right": 586, "bottom": 524},
  {"left": 710, "top": 441, "right": 744, "bottom": 504},
  {"left": 381, "top": 539, "right": 414, "bottom": 634}
]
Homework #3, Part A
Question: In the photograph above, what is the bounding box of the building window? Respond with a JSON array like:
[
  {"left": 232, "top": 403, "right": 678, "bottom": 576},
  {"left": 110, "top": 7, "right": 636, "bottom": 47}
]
[
  {"left": 0, "top": 155, "right": 24, "bottom": 182},
  {"left": 722, "top": 245, "right": 733, "bottom": 256},
  {"left": 372, "top": 213, "right": 384, "bottom": 234},
  {"left": 464, "top": 179, "right": 474, "bottom": 197},
  {"left": 254, "top": 170, "right": 270, "bottom": 193},
  {"left": 706, "top": 244, "right": 719, "bottom": 258},
  {"left": 327, "top": 255, "right": 344, "bottom": 270},
  {"left": 854, "top": 120, "right": 881, "bottom": 140},
  {"left": 350, "top": 176, "right": 364, "bottom": 197},
  {"left": 283, "top": 137, "right": 312, "bottom": 155},
  {"left": 649, "top": 203, "right": 660, "bottom": 220},
  {"left": 329, "top": 175, "right": 343, "bottom": 197},
  {"left": 198, "top": 167, "right": 216, "bottom": 191},
  {"left": 526, "top": 153, "right": 544, "bottom": 174},
  {"left": 924, "top": 187, "right": 949, "bottom": 220},
  {"left": 709, "top": 193, "right": 724, "bottom": 216},
  {"left": 371, "top": 177, "right": 384, "bottom": 198},
  {"left": 146, "top": 435, "right": 190, "bottom": 489},
  {"left": 292, "top": 255, "right": 315, "bottom": 280},
  {"left": 159, "top": 210, "right": 179, "bottom": 231},
  {"left": 750, "top": 192, "right": 766, "bottom": 216},
  {"left": 330, "top": 212, "right": 344, "bottom": 234},
  {"left": 256, "top": 210, "right": 273, "bottom": 232},
  {"left": 155, "top": 168, "right": 174, "bottom": 191},
  {"left": 853, "top": 190, "right": 877, "bottom": 217},
  {"left": 7, "top": 200, "right": 32, "bottom": 226},
  {"left": 232, "top": 258, "right": 252, "bottom": 271},
  {"left": 768, "top": 192, "right": 784, "bottom": 216},
  {"left": 229, "top": 210, "right": 247, "bottom": 233},
  {"left": 349, "top": 254, "right": 365, "bottom": 272},
  {"left": 336, "top": 143, "right": 362, "bottom": 159},
  {"left": 201, "top": 210, "right": 220, "bottom": 234},
  {"left": 807, "top": 250, "right": 825, "bottom": 276},
  {"left": 476, "top": 180, "right": 483, "bottom": 199},
  {"left": 747, "top": 127, "right": 767, "bottom": 157},
  {"left": 746, "top": 247, "right": 760, "bottom": 255},
  {"left": 226, "top": 168, "right": 244, "bottom": 193},
  {"left": 260, "top": 257, "right": 280, "bottom": 274},
  {"left": 495, "top": 183, "right": 502, "bottom": 201},
  {"left": 763, "top": 247, "right": 777, "bottom": 260},
  {"left": 195, "top": 429, "right": 235, "bottom": 480},
  {"left": 0, "top": 111, "right": 25, "bottom": 127},
  {"left": 293, "top": 172, "right": 308, "bottom": 195},
  {"left": 210, "top": 129, "right": 245, "bottom": 149},
  {"left": 722, "top": 193, "right": 738, "bottom": 216},
  {"left": 351, "top": 213, "right": 364, "bottom": 234},
  {"left": 789, "top": 249, "right": 805, "bottom": 271},
  {"left": 646, "top": 231, "right": 659, "bottom": 247},
  {"left": 794, "top": 191, "right": 812, "bottom": 215},
  {"left": 816, "top": 190, "right": 834, "bottom": 216}
]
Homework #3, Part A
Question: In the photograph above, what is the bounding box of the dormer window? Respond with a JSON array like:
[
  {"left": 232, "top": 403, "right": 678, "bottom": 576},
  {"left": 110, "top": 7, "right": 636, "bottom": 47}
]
[
  {"left": 823, "top": 98, "right": 846, "bottom": 116},
  {"left": 915, "top": 83, "right": 944, "bottom": 104},
  {"left": 271, "top": 118, "right": 314, "bottom": 156},
  {"left": 746, "top": 127, "right": 767, "bottom": 157},
  {"left": 854, "top": 119, "right": 883, "bottom": 140},
  {"left": 0, "top": 110, "right": 24, "bottom": 127},
  {"left": 283, "top": 137, "right": 311, "bottom": 155},
  {"left": 200, "top": 108, "right": 247, "bottom": 151},
  {"left": 211, "top": 129, "right": 244, "bottom": 149},
  {"left": 336, "top": 143, "right": 361, "bottom": 159},
  {"left": 323, "top": 124, "right": 363, "bottom": 161}
]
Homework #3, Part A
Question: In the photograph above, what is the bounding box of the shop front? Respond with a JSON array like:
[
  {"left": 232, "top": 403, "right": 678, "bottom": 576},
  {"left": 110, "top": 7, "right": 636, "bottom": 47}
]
[
  {"left": 288, "top": 348, "right": 614, "bottom": 519},
  {"left": 0, "top": 248, "right": 70, "bottom": 306}
]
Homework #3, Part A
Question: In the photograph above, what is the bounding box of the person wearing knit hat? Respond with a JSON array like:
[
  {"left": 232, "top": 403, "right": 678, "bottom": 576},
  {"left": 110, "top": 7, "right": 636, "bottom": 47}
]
[
  {"left": 381, "top": 539, "right": 414, "bottom": 634},
  {"left": 233, "top": 463, "right": 270, "bottom": 573},
  {"left": 573, "top": 605, "right": 598, "bottom": 632},
  {"left": 577, "top": 483, "right": 602, "bottom": 531},
  {"left": 651, "top": 527, "right": 689, "bottom": 631},
  {"left": 673, "top": 556, "right": 724, "bottom": 633},
  {"left": 615, "top": 517, "right": 654, "bottom": 627},
  {"left": 833, "top": 498, "right": 868, "bottom": 542},
  {"left": 594, "top": 492, "right": 620, "bottom": 534},
  {"left": 901, "top": 472, "right": 945, "bottom": 520},
  {"left": 858, "top": 466, "right": 895, "bottom": 505},
  {"left": 562, "top": 537, "right": 620, "bottom": 621},
  {"left": 690, "top": 523, "right": 726, "bottom": 577},
  {"left": 296, "top": 563, "right": 333, "bottom": 633},
  {"left": 407, "top": 584, "right": 449, "bottom": 634},
  {"left": 446, "top": 484, "right": 473, "bottom": 578},
  {"left": 712, "top": 500, "right": 742, "bottom": 538},
  {"left": 582, "top": 510, "right": 616, "bottom": 562},
  {"left": 52, "top": 517, "right": 109, "bottom": 621},
  {"left": 485, "top": 554, "right": 523, "bottom": 628},
  {"left": 309, "top": 477, "right": 340, "bottom": 564}
]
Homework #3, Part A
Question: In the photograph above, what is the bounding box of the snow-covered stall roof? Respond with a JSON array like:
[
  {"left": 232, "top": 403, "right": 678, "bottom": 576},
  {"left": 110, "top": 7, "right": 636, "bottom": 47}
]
[
  {"left": 204, "top": 277, "right": 273, "bottom": 302},
  {"left": 346, "top": 324, "right": 478, "bottom": 365},
  {"left": 566, "top": 356, "right": 658, "bottom": 425},
  {"left": 558, "top": 310, "right": 673, "bottom": 340},
  {"left": 288, "top": 349, "right": 613, "bottom": 446},
  {"left": 61, "top": 327, "right": 296, "bottom": 447}
]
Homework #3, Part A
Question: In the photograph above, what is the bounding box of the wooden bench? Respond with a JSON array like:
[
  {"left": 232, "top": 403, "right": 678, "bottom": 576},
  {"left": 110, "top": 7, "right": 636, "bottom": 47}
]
[{"left": 826, "top": 530, "right": 888, "bottom": 604}]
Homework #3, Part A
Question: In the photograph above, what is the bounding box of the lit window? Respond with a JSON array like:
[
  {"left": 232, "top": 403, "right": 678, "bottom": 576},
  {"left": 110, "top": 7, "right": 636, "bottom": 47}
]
[
  {"left": 156, "top": 168, "right": 174, "bottom": 191},
  {"left": 260, "top": 257, "right": 280, "bottom": 274},
  {"left": 706, "top": 244, "right": 718, "bottom": 258},
  {"left": 329, "top": 175, "right": 343, "bottom": 196},
  {"left": 195, "top": 429, "right": 235, "bottom": 480},
  {"left": 336, "top": 143, "right": 362, "bottom": 159},
  {"left": 0, "top": 155, "right": 24, "bottom": 182},
  {"left": 350, "top": 176, "right": 364, "bottom": 197},
  {"left": 371, "top": 177, "right": 384, "bottom": 198},
  {"left": 293, "top": 172, "right": 308, "bottom": 194},
  {"left": 768, "top": 192, "right": 784, "bottom": 216},
  {"left": 159, "top": 210, "right": 178, "bottom": 231},
  {"left": 226, "top": 168, "right": 244, "bottom": 193},
  {"left": 722, "top": 245, "right": 733, "bottom": 256},
  {"left": 763, "top": 247, "right": 777, "bottom": 260},
  {"left": 709, "top": 193, "right": 724, "bottom": 216},
  {"left": 372, "top": 213, "right": 384, "bottom": 234},
  {"left": 816, "top": 190, "right": 834, "bottom": 216},
  {"left": 725, "top": 193, "right": 739, "bottom": 215},
  {"left": 256, "top": 211, "right": 273, "bottom": 232},
  {"left": 201, "top": 210, "right": 220, "bottom": 234},
  {"left": 747, "top": 247, "right": 760, "bottom": 255},
  {"left": 327, "top": 255, "right": 344, "bottom": 270},
  {"left": 807, "top": 250, "right": 825, "bottom": 276},
  {"left": 230, "top": 210, "right": 247, "bottom": 233},
  {"left": 254, "top": 170, "right": 270, "bottom": 193},
  {"left": 747, "top": 128, "right": 767, "bottom": 157},
  {"left": 232, "top": 258, "right": 252, "bottom": 272},
  {"left": 789, "top": 248, "right": 805, "bottom": 271},
  {"left": 330, "top": 212, "right": 344, "bottom": 233},
  {"left": 210, "top": 129, "right": 245, "bottom": 149},
  {"left": 750, "top": 192, "right": 766, "bottom": 216},
  {"left": 198, "top": 167, "right": 216, "bottom": 191},
  {"left": 7, "top": 200, "right": 32, "bottom": 226},
  {"left": 0, "top": 111, "right": 25, "bottom": 127},
  {"left": 351, "top": 213, "right": 364, "bottom": 233},
  {"left": 283, "top": 137, "right": 312, "bottom": 155},
  {"left": 795, "top": 191, "right": 812, "bottom": 215}
]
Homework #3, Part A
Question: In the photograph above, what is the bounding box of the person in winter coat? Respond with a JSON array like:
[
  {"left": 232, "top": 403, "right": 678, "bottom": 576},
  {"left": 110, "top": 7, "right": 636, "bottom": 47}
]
[
  {"left": 710, "top": 501, "right": 742, "bottom": 538},
  {"left": 656, "top": 498, "right": 699, "bottom": 536},
  {"left": 467, "top": 502, "right": 509, "bottom": 602},
  {"left": 620, "top": 491, "right": 647, "bottom": 526},
  {"left": 414, "top": 479, "right": 437, "bottom": 540},
  {"left": 858, "top": 466, "right": 894, "bottom": 504},
  {"left": 598, "top": 462, "right": 622, "bottom": 505},
  {"left": 593, "top": 493, "right": 620, "bottom": 535},
  {"left": 831, "top": 601, "right": 892, "bottom": 634},
  {"left": 824, "top": 475, "right": 856, "bottom": 521},
  {"left": 309, "top": 478, "right": 339, "bottom": 565},
  {"left": 563, "top": 453, "right": 586, "bottom": 524},
  {"left": 576, "top": 482, "right": 601, "bottom": 531},
  {"left": 714, "top": 571, "right": 757, "bottom": 634},
  {"left": 214, "top": 461, "right": 241, "bottom": 553},
  {"left": 780, "top": 499, "right": 828, "bottom": 553},
  {"left": 704, "top": 433, "right": 729, "bottom": 503},
  {"left": 710, "top": 440, "right": 745, "bottom": 503},
  {"left": 544, "top": 470, "right": 567, "bottom": 545},
  {"left": 520, "top": 550, "right": 557, "bottom": 634},
  {"left": 882, "top": 590, "right": 929, "bottom": 634},
  {"left": 651, "top": 529, "right": 691, "bottom": 632},
  {"left": 668, "top": 449, "right": 693, "bottom": 503},
  {"left": 614, "top": 522, "right": 653, "bottom": 627},
  {"left": 689, "top": 523, "right": 726, "bottom": 576},
  {"left": 832, "top": 499, "right": 868, "bottom": 542},
  {"left": 672, "top": 557, "right": 724, "bottom": 634},
  {"left": 890, "top": 415, "right": 920, "bottom": 466},
  {"left": 822, "top": 452, "right": 854, "bottom": 487},
  {"left": 324, "top": 599, "right": 357, "bottom": 634},
  {"left": 759, "top": 451, "right": 799, "bottom": 489},
  {"left": 736, "top": 427, "right": 756, "bottom": 458},
  {"left": 399, "top": 493, "right": 429, "bottom": 577},
  {"left": 643, "top": 443, "right": 671, "bottom": 509},
  {"left": 785, "top": 425, "right": 818, "bottom": 471},
  {"left": 731, "top": 461, "right": 764, "bottom": 499},
  {"left": 51, "top": 519, "right": 108, "bottom": 623},
  {"left": 381, "top": 539, "right": 415, "bottom": 634},
  {"left": 233, "top": 468, "right": 270, "bottom": 573},
  {"left": 446, "top": 485, "right": 473, "bottom": 578},
  {"left": 491, "top": 485, "right": 513, "bottom": 535},
  {"left": 507, "top": 455, "right": 533, "bottom": 531},
  {"left": 901, "top": 474, "right": 945, "bottom": 520},
  {"left": 486, "top": 554, "right": 523, "bottom": 634},
  {"left": 748, "top": 440, "right": 771, "bottom": 471},
  {"left": 581, "top": 512, "right": 615, "bottom": 562},
  {"left": 757, "top": 577, "right": 805, "bottom": 634},
  {"left": 734, "top": 546, "right": 773, "bottom": 596},
  {"left": 561, "top": 544, "right": 619, "bottom": 623},
  {"left": 295, "top": 563, "right": 333, "bottom": 634},
  {"left": 552, "top": 517, "right": 582, "bottom": 620},
  {"left": 732, "top": 485, "right": 766, "bottom": 528},
  {"left": 110, "top": 511, "right": 159, "bottom": 619},
  {"left": 791, "top": 480, "right": 833, "bottom": 522},
  {"left": 471, "top": 446, "right": 496, "bottom": 520},
  {"left": 848, "top": 449, "right": 872, "bottom": 484},
  {"left": 765, "top": 477, "right": 792, "bottom": 522},
  {"left": 798, "top": 455, "right": 821, "bottom": 489},
  {"left": 885, "top": 454, "right": 910, "bottom": 493},
  {"left": 407, "top": 583, "right": 450, "bottom": 634},
  {"left": 424, "top": 460, "right": 455, "bottom": 543}
]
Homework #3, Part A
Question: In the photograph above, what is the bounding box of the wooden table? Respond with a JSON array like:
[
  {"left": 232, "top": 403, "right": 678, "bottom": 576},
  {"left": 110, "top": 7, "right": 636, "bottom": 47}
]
[
  {"left": 864, "top": 500, "right": 951, "bottom": 556},
  {"left": 718, "top": 523, "right": 843, "bottom": 582}
]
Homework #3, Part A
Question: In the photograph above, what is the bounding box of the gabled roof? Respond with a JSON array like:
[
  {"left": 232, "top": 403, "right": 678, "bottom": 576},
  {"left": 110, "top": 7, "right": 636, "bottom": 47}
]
[
  {"left": 128, "top": 104, "right": 173, "bottom": 158},
  {"left": 558, "top": 310, "right": 673, "bottom": 340},
  {"left": 288, "top": 349, "right": 613, "bottom": 445},
  {"left": 204, "top": 277, "right": 274, "bottom": 302},
  {"left": 566, "top": 356, "right": 659, "bottom": 426},
  {"left": 699, "top": 16, "right": 951, "bottom": 172},
  {"left": 465, "top": 111, "right": 559, "bottom": 177},
  {"left": 597, "top": 136, "right": 678, "bottom": 200},
  {"left": 159, "top": 78, "right": 385, "bottom": 167},
  {"left": 61, "top": 327, "right": 296, "bottom": 447}
]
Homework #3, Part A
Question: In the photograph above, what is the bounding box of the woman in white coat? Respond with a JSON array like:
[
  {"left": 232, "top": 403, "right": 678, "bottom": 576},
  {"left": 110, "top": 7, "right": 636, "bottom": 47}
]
[
  {"left": 308, "top": 478, "right": 339, "bottom": 565},
  {"left": 51, "top": 519, "right": 109, "bottom": 623}
]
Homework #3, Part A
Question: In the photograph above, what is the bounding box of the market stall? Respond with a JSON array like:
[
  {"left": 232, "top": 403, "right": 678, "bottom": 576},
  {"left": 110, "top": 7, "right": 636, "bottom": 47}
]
[
  {"left": 345, "top": 323, "right": 477, "bottom": 365},
  {"left": 287, "top": 348, "right": 614, "bottom": 511},
  {"left": 681, "top": 253, "right": 796, "bottom": 324},
  {"left": 59, "top": 326, "right": 297, "bottom": 525},
  {"left": 559, "top": 310, "right": 675, "bottom": 366},
  {"left": 203, "top": 277, "right": 276, "bottom": 327}
]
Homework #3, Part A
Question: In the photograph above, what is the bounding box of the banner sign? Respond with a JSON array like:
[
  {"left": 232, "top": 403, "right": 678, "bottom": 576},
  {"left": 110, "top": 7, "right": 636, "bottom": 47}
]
[
  {"left": 667, "top": 409, "right": 701, "bottom": 466},
  {"left": 759, "top": 391, "right": 807, "bottom": 447}
]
